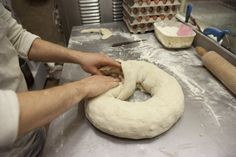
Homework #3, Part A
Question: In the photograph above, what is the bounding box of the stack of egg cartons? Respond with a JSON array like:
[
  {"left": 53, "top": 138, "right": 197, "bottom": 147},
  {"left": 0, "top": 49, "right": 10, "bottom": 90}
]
[{"left": 123, "top": 0, "right": 181, "bottom": 33}]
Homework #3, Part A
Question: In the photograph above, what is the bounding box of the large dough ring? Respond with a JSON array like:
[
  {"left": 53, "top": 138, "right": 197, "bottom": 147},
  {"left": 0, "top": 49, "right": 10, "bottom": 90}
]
[{"left": 86, "top": 60, "right": 184, "bottom": 139}]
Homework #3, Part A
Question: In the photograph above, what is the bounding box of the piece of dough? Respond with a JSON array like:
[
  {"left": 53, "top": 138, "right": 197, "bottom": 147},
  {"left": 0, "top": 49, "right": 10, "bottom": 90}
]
[
  {"left": 80, "top": 28, "right": 112, "bottom": 39},
  {"left": 99, "top": 65, "right": 123, "bottom": 78},
  {"left": 86, "top": 60, "right": 184, "bottom": 139}
]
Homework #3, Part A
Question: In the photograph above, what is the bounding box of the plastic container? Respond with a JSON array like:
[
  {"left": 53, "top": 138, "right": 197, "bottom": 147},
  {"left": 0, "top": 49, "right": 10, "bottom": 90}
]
[{"left": 154, "top": 21, "right": 196, "bottom": 48}]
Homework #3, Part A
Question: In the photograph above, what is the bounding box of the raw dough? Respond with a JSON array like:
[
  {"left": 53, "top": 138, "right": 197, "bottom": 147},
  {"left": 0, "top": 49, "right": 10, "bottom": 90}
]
[
  {"left": 80, "top": 28, "right": 112, "bottom": 39},
  {"left": 86, "top": 60, "right": 184, "bottom": 139},
  {"left": 99, "top": 65, "right": 123, "bottom": 78}
]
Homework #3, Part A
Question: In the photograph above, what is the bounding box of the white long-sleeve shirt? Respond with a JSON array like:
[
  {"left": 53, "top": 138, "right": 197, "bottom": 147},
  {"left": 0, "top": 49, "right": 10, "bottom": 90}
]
[{"left": 0, "top": 2, "right": 40, "bottom": 150}]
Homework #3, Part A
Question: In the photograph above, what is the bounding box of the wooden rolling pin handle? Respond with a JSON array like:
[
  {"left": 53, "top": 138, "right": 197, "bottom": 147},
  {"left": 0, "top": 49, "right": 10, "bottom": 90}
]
[
  {"left": 195, "top": 47, "right": 236, "bottom": 95},
  {"left": 195, "top": 46, "right": 208, "bottom": 57}
]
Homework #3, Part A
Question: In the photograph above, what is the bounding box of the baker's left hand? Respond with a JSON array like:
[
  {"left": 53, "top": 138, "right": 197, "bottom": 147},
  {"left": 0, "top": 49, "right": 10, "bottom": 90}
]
[{"left": 77, "top": 52, "right": 121, "bottom": 75}]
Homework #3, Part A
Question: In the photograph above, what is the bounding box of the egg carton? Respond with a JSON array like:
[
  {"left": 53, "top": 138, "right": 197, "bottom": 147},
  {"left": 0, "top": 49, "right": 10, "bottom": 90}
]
[
  {"left": 123, "top": 16, "right": 154, "bottom": 33},
  {"left": 123, "top": 2, "right": 178, "bottom": 17},
  {"left": 123, "top": 4, "right": 177, "bottom": 25},
  {"left": 124, "top": 0, "right": 180, "bottom": 8},
  {"left": 123, "top": 10, "right": 175, "bottom": 25}
]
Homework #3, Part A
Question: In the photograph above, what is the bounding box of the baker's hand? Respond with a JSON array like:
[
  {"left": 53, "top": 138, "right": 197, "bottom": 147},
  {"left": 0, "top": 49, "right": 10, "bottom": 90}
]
[
  {"left": 76, "top": 75, "right": 120, "bottom": 98},
  {"left": 77, "top": 52, "right": 121, "bottom": 75}
]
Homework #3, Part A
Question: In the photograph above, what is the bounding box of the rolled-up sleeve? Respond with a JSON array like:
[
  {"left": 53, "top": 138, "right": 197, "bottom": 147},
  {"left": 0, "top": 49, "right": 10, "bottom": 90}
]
[
  {"left": 0, "top": 4, "right": 39, "bottom": 59},
  {"left": 0, "top": 90, "right": 19, "bottom": 147}
]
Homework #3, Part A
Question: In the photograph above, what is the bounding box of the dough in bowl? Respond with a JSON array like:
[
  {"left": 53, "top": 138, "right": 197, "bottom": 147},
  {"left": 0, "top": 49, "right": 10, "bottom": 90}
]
[{"left": 85, "top": 60, "right": 184, "bottom": 139}]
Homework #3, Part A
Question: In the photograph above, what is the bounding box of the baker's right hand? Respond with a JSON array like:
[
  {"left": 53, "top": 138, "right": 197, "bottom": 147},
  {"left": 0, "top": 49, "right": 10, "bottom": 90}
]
[{"left": 76, "top": 75, "right": 120, "bottom": 98}]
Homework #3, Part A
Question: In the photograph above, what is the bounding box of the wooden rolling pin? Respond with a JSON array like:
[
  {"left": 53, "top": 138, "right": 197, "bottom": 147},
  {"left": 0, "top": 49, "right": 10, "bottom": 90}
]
[{"left": 195, "top": 46, "right": 236, "bottom": 95}]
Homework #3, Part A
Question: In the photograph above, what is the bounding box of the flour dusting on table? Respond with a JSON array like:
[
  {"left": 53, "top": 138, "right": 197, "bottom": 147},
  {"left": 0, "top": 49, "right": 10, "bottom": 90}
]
[{"left": 101, "top": 33, "right": 236, "bottom": 127}]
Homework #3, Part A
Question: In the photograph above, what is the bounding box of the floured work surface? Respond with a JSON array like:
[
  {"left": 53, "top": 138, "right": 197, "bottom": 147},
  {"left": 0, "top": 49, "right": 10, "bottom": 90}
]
[{"left": 43, "top": 22, "right": 236, "bottom": 157}]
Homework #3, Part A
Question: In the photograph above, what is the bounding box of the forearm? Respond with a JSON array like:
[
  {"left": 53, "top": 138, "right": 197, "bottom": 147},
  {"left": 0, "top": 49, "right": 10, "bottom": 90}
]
[
  {"left": 17, "top": 82, "right": 86, "bottom": 136},
  {"left": 28, "top": 39, "right": 83, "bottom": 64},
  {"left": 28, "top": 39, "right": 121, "bottom": 75}
]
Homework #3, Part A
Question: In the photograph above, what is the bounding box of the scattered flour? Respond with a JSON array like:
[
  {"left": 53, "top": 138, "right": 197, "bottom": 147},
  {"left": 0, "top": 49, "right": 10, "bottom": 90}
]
[
  {"left": 101, "top": 33, "right": 236, "bottom": 127},
  {"left": 68, "top": 30, "right": 236, "bottom": 127},
  {"left": 70, "top": 34, "right": 101, "bottom": 43}
]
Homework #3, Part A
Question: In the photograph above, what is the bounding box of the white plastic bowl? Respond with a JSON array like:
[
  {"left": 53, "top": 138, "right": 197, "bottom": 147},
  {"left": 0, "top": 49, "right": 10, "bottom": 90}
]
[{"left": 154, "top": 21, "right": 196, "bottom": 49}]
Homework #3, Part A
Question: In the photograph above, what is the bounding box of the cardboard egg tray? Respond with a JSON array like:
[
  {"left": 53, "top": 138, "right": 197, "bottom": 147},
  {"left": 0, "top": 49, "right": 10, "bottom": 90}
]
[
  {"left": 123, "top": 0, "right": 180, "bottom": 33},
  {"left": 123, "top": 17, "right": 154, "bottom": 33},
  {"left": 123, "top": 5, "right": 176, "bottom": 25},
  {"left": 123, "top": 2, "right": 178, "bottom": 17},
  {"left": 124, "top": 0, "right": 180, "bottom": 8}
]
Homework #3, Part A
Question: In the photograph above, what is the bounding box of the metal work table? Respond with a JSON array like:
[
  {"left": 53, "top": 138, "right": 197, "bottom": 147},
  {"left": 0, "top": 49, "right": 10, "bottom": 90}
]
[{"left": 43, "top": 22, "right": 236, "bottom": 157}]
